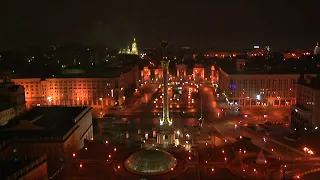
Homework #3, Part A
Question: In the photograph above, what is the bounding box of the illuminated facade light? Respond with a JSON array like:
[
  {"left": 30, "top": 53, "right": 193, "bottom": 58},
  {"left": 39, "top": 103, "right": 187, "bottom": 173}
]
[{"left": 256, "top": 95, "right": 261, "bottom": 100}]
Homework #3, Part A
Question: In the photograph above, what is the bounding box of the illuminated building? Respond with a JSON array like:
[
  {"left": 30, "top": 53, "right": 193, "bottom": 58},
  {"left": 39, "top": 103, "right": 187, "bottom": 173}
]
[
  {"left": 141, "top": 67, "right": 151, "bottom": 83},
  {"left": 247, "top": 46, "right": 271, "bottom": 57},
  {"left": 291, "top": 76, "right": 320, "bottom": 131},
  {"left": 210, "top": 65, "right": 219, "bottom": 84},
  {"left": 203, "top": 50, "right": 240, "bottom": 58},
  {"left": 140, "top": 64, "right": 216, "bottom": 85},
  {"left": 219, "top": 66, "right": 317, "bottom": 107},
  {"left": 118, "top": 37, "right": 139, "bottom": 55},
  {"left": 282, "top": 52, "right": 300, "bottom": 59},
  {"left": 281, "top": 49, "right": 309, "bottom": 60},
  {"left": 192, "top": 64, "right": 204, "bottom": 82},
  {"left": 1, "top": 106, "right": 93, "bottom": 175},
  {"left": 131, "top": 38, "right": 139, "bottom": 55},
  {"left": 176, "top": 64, "right": 187, "bottom": 80},
  {"left": 2, "top": 67, "right": 139, "bottom": 109}
]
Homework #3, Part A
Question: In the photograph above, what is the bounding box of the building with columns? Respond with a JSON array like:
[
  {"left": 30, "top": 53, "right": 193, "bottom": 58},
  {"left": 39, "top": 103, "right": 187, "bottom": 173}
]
[
  {"left": 140, "top": 64, "right": 216, "bottom": 85},
  {"left": 192, "top": 64, "right": 205, "bottom": 82},
  {"left": 176, "top": 64, "right": 188, "bottom": 81}
]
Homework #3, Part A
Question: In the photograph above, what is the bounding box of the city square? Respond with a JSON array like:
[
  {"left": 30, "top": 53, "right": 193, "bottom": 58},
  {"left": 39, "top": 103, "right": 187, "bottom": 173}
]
[
  {"left": 1, "top": 3, "right": 320, "bottom": 179},
  {"left": 52, "top": 44, "right": 320, "bottom": 179}
]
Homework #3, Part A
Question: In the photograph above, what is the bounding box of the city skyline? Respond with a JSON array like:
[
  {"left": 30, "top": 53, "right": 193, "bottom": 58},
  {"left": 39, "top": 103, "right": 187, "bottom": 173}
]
[
  {"left": 1, "top": 0, "right": 320, "bottom": 51},
  {"left": 1, "top": 31, "right": 320, "bottom": 179}
]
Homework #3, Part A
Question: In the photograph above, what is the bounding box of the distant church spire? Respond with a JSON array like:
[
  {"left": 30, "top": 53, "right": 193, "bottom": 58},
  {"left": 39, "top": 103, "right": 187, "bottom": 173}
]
[
  {"left": 118, "top": 37, "right": 139, "bottom": 55},
  {"left": 131, "top": 37, "right": 138, "bottom": 55}
]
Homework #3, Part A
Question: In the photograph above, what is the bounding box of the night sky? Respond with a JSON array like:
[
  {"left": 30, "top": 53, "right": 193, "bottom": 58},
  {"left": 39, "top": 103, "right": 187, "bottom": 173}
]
[{"left": 1, "top": 0, "right": 320, "bottom": 51}]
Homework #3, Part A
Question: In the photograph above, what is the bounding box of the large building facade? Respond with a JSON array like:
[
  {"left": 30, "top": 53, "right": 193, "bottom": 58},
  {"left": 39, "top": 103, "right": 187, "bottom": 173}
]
[
  {"left": 291, "top": 76, "right": 320, "bottom": 131},
  {"left": 219, "top": 69, "right": 316, "bottom": 107},
  {"left": 140, "top": 64, "right": 216, "bottom": 85},
  {"left": 1, "top": 67, "right": 139, "bottom": 109}
]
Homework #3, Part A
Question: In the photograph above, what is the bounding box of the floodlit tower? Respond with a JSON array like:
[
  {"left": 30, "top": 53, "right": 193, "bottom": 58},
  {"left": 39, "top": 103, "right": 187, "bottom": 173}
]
[
  {"left": 159, "top": 41, "right": 171, "bottom": 126},
  {"left": 157, "top": 40, "right": 175, "bottom": 147},
  {"left": 131, "top": 38, "right": 139, "bottom": 55}
]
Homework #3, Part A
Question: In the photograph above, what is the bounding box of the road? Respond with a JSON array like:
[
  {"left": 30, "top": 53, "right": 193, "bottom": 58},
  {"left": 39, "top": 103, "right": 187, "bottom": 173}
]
[
  {"left": 200, "top": 85, "right": 304, "bottom": 159},
  {"left": 99, "top": 83, "right": 304, "bottom": 159}
]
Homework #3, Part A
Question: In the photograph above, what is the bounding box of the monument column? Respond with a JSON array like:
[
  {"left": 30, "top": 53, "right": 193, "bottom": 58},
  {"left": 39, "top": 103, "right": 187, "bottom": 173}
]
[
  {"left": 157, "top": 41, "right": 175, "bottom": 147},
  {"left": 161, "top": 60, "right": 170, "bottom": 122}
]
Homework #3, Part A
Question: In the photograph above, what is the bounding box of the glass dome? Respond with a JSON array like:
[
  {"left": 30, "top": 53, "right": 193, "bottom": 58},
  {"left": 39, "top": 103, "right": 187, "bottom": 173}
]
[{"left": 124, "top": 149, "right": 177, "bottom": 175}]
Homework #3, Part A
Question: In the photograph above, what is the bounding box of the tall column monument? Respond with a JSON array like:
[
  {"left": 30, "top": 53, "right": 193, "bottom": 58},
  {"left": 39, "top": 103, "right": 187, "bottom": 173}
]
[
  {"left": 160, "top": 41, "right": 172, "bottom": 126},
  {"left": 157, "top": 41, "right": 175, "bottom": 147}
]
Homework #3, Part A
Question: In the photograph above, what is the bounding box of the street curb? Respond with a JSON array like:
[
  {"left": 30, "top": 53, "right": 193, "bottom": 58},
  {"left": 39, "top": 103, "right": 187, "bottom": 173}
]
[
  {"left": 265, "top": 137, "right": 305, "bottom": 156},
  {"left": 242, "top": 125, "right": 305, "bottom": 156}
]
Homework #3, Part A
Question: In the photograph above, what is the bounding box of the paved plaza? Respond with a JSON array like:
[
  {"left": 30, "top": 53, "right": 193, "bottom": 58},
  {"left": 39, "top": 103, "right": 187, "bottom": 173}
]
[{"left": 54, "top": 82, "right": 320, "bottom": 179}]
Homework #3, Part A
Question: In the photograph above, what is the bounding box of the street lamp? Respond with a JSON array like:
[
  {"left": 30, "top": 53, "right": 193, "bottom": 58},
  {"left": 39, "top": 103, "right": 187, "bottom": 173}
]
[
  {"left": 176, "top": 130, "right": 180, "bottom": 138},
  {"left": 256, "top": 94, "right": 263, "bottom": 123},
  {"left": 99, "top": 97, "right": 103, "bottom": 110}
]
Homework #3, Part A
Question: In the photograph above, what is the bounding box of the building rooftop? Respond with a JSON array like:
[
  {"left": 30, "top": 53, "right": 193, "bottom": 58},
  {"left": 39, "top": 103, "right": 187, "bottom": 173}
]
[
  {"left": 298, "top": 76, "right": 320, "bottom": 89},
  {"left": 0, "top": 102, "right": 11, "bottom": 111},
  {"left": 0, "top": 156, "right": 46, "bottom": 179},
  {"left": 223, "top": 66, "right": 320, "bottom": 75},
  {"left": 10, "top": 66, "right": 133, "bottom": 79},
  {"left": 0, "top": 106, "right": 91, "bottom": 139}
]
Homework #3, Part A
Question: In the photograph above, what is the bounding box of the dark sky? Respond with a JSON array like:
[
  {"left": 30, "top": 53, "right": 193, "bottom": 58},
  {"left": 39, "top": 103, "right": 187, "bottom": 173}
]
[{"left": 1, "top": 0, "right": 320, "bottom": 51}]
